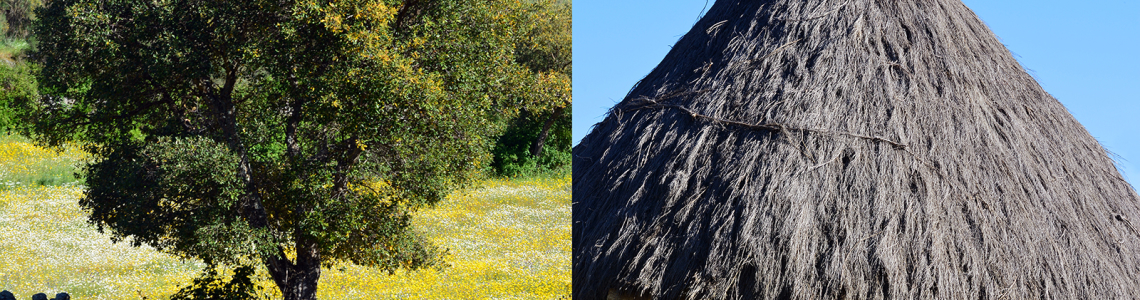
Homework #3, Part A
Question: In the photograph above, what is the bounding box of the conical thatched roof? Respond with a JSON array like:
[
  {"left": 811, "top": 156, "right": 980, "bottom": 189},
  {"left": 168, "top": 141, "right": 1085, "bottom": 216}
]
[{"left": 572, "top": 0, "right": 1140, "bottom": 299}]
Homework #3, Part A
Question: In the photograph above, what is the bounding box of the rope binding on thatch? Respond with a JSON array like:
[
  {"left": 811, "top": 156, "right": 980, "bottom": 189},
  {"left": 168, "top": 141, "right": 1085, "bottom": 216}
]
[{"left": 620, "top": 93, "right": 941, "bottom": 174}]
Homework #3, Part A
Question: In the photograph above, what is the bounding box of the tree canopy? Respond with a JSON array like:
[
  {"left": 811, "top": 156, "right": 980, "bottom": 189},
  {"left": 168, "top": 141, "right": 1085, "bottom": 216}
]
[
  {"left": 27, "top": 0, "right": 555, "bottom": 298},
  {"left": 491, "top": 0, "right": 571, "bottom": 176}
]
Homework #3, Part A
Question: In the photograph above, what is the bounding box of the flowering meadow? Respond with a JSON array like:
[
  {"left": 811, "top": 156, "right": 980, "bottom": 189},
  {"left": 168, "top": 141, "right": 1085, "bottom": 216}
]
[
  {"left": 0, "top": 135, "right": 570, "bottom": 299},
  {"left": 317, "top": 175, "right": 571, "bottom": 299},
  {"left": 0, "top": 135, "right": 87, "bottom": 188},
  {"left": 0, "top": 185, "right": 203, "bottom": 299}
]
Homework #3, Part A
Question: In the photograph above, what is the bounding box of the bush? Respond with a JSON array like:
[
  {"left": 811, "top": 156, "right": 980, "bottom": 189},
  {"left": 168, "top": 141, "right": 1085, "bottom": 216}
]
[
  {"left": 490, "top": 108, "right": 571, "bottom": 177},
  {"left": 0, "top": 61, "right": 35, "bottom": 133}
]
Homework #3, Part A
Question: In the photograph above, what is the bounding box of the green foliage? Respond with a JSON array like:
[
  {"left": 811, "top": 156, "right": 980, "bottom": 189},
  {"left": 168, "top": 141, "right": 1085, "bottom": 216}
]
[
  {"left": 489, "top": 0, "right": 571, "bottom": 177},
  {"left": 0, "top": 0, "right": 42, "bottom": 38},
  {"left": 514, "top": 0, "right": 571, "bottom": 76},
  {"left": 28, "top": 0, "right": 545, "bottom": 298},
  {"left": 0, "top": 61, "right": 35, "bottom": 133},
  {"left": 170, "top": 265, "right": 266, "bottom": 300},
  {"left": 510, "top": 0, "right": 570, "bottom": 114},
  {"left": 491, "top": 109, "right": 571, "bottom": 177},
  {"left": 80, "top": 136, "right": 263, "bottom": 258},
  {"left": 0, "top": 37, "right": 31, "bottom": 61}
]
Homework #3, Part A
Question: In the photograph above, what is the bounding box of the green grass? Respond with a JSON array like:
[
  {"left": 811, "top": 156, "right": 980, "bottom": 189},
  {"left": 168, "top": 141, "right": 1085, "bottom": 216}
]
[
  {"left": 0, "top": 38, "right": 30, "bottom": 63},
  {"left": 0, "top": 134, "right": 85, "bottom": 189}
]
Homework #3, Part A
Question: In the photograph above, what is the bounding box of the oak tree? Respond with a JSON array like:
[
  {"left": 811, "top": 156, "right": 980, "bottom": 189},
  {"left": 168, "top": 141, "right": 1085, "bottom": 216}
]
[{"left": 30, "top": 0, "right": 536, "bottom": 298}]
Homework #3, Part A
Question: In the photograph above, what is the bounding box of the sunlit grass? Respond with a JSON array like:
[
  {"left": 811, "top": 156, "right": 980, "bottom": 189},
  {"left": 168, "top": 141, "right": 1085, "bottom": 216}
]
[
  {"left": 0, "top": 137, "right": 570, "bottom": 299},
  {"left": 0, "top": 134, "right": 86, "bottom": 188},
  {"left": 318, "top": 175, "right": 571, "bottom": 299},
  {"left": 0, "top": 185, "right": 204, "bottom": 299}
]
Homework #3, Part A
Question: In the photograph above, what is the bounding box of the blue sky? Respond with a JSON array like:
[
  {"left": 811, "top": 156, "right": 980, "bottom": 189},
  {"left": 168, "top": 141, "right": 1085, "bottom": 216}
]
[{"left": 572, "top": 0, "right": 1140, "bottom": 190}]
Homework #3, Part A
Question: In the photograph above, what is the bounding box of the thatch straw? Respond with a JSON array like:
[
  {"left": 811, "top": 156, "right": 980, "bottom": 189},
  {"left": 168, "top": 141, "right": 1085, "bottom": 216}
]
[{"left": 572, "top": 0, "right": 1140, "bottom": 299}]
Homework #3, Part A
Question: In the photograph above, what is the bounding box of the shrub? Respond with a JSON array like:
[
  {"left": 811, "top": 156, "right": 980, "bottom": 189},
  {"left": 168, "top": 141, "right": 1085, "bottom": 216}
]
[{"left": 490, "top": 109, "right": 571, "bottom": 177}]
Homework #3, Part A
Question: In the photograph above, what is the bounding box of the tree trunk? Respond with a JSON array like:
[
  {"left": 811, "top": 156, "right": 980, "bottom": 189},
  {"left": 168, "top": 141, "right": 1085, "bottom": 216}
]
[
  {"left": 275, "top": 264, "right": 321, "bottom": 300},
  {"left": 204, "top": 68, "right": 318, "bottom": 299},
  {"left": 204, "top": 62, "right": 327, "bottom": 300},
  {"left": 530, "top": 106, "right": 564, "bottom": 158},
  {"left": 267, "top": 239, "right": 322, "bottom": 300}
]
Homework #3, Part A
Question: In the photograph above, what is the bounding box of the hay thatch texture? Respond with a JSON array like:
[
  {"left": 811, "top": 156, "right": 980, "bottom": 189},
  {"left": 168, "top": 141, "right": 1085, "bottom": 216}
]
[{"left": 572, "top": 0, "right": 1140, "bottom": 299}]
